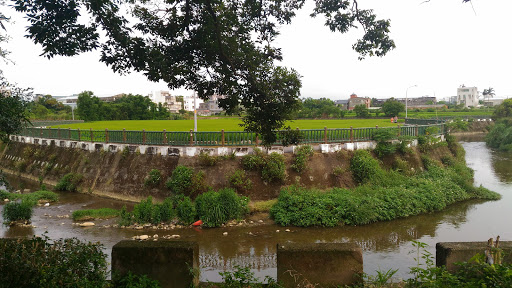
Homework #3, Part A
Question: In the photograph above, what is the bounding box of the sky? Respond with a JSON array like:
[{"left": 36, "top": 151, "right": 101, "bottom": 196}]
[{"left": 1, "top": 0, "right": 511, "bottom": 101}]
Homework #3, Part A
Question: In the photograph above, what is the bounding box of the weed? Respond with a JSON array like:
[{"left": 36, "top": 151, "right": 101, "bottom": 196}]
[
  {"left": 195, "top": 188, "right": 249, "bottom": 227},
  {"left": 176, "top": 196, "right": 196, "bottom": 225},
  {"left": 262, "top": 152, "right": 286, "bottom": 182},
  {"left": 198, "top": 150, "right": 219, "bottom": 166},
  {"left": 332, "top": 166, "right": 346, "bottom": 176},
  {"left": 2, "top": 201, "right": 33, "bottom": 223},
  {"left": 72, "top": 208, "right": 120, "bottom": 221},
  {"left": 144, "top": 169, "right": 162, "bottom": 187},
  {"left": 228, "top": 169, "right": 252, "bottom": 192},
  {"left": 291, "top": 145, "right": 313, "bottom": 173},
  {"left": 55, "top": 173, "right": 83, "bottom": 192}
]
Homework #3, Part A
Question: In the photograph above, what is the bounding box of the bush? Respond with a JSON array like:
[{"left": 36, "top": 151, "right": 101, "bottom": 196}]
[
  {"left": 198, "top": 150, "right": 219, "bottom": 166},
  {"left": 291, "top": 145, "right": 313, "bottom": 173},
  {"left": 166, "top": 165, "right": 207, "bottom": 197},
  {"left": 119, "top": 205, "right": 133, "bottom": 226},
  {"left": 195, "top": 189, "right": 249, "bottom": 228},
  {"left": 279, "top": 126, "right": 304, "bottom": 146},
  {"left": 350, "top": 150, "right": 383, "bottom": 184},
  {"left": 228, "top": 169, "right": 252, "bottom": 192},
  {"left": 2, "top": 201, "right": 33, "bottom": 223},
  {"left": 486, "top": 122, "right": 512, "bottom": 151},
  {"left": 262, "top": 152, "right": 286, "bottom": 182},
  {"left": 133, "top": 196, "right": 155, "bottom": 224},
  {"left": 240, "top": 148, "right": 265, "bottom": 170},
  {"left": 55, "top": 173, "right": 83, "bottom": 192},
  {"left": 0, "top": 236, "right": 108, "bottom": 288},
  {"left": 144, "top": 169, "right": 162, "bottom": 187},
  {"left": 176, "top": 196, "right": 196, "bottom": 225}
]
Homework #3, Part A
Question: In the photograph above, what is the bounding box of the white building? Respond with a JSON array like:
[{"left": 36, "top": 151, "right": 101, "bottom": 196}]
[
  {"left": 456, "top": 86, "right": 479, "bottom": 107},
  {"left": 149, "top": 91, "right": 169, "bottom": 105},
  {"left": 183, "top": 94, "right": 204, "bottom": 112}
]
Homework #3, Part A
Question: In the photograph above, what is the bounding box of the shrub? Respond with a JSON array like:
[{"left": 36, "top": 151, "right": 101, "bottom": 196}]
[
  {"left": 0, "top": 236, "right": 108, "bottom": 288},
  {"left": 55, "top": 173, "right": 83, "bottom": 192},
  {"left": 166, "top": 165, "right": 207, "bottom": 197},
  {"left": 350, "top": 150, "right": 383, "bottom": 184},
  {"left": 133, "top": 196, "right": 155, "bottom": 224},
  {"left": 119, "top": 205, "right": 133, "bottom": 226},
  {"left": 397, "top": 135, "right": 414, "bottom": 155},
  {"left": 228, "top": 169, "right": 252, "bottom": 192},
  {"left": 144, "top": 169, "right": 162, "bottom": 187},
  {"left": 262, "top": 152, "right": 286, "bottom": 182},
  {"left": 240, "top": 148, "right": 265, "bottom": 170},
  {"left": 279, "top": 126, "right": 304, "bottom": 146},
  {"left": 2, "top": 201, "right": 33, "bottom": 223},
  {"left": 198, "top": 150, "right": 219, "bottom": 166},
  {"left": 332, "top": 166, "right": 346, "bottom": 176},
  {"left": 195, "top": 188, "right": 249, "bottom": 227},
  {"left": 176, "top": 196, "right": 196, "bottom": 225},
  {"left": 291, "top": 145, "right": 313, "bottom": 173}
]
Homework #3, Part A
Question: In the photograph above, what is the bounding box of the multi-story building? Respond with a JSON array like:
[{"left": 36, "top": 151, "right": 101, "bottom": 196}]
[
  {"left": 347, "top": 93, "right": 371, "bottom": 110},
  {"left": 164, "top": 95, "right": 183, "bottom": 113},
  {"left": 456, "top": 86, "right": 479, "bottom": 107},
  {"left": 183, "top": 94, "right": 204, "bottom": 112},
  {"left": 197, "top": 94, "right": 225, "bottom": 116},
  {"left": 149, "top": 91, "right": 169, "bottom": 105}
]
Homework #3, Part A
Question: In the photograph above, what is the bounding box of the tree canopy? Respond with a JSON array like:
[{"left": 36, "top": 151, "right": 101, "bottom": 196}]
[
  {"left": 0, "top": 74, "right": 32, "bottom": 142},
  {"left": 381, "top": 98, "right": 404, "bottom": 117},
  {"left": 12, "top": 0, "right": 396, "bottom": 145}
]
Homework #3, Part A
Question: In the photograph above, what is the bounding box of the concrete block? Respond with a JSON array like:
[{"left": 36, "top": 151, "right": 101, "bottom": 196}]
[
  {"left": 108, "top": 145, "right": 118, "bottom": 153},
  {"left": 168, "top": 147, "right": 182, "bottom": 157},
  {"left": 112, "top": 240, "right": 199, "bottom": 288},
  {"left": 436, "top": 242, "right": 512, "bottom": 272},
  {"left": 268, "top": 146, "right": 284, "bottom": 154},
  {"left": 199, "top": 148, "right": 215, "bottom": 156},
  {"left": 185, "top": 147, "right": 197, "bottom": 157},
  {"left": 344, "top": 143, "right": 355, "bottom": 151},
  {"left": 234, "top": 147, "right": 250, "bottom": 157},
  {"left": 277, "top": 243, "right": 363, "bottom": 287},
  {"left": 217, "top": 147, "right": 229, "bottom": 156},
  {"left": 320, "top": 144, "right": 330, "bottom": 153}
]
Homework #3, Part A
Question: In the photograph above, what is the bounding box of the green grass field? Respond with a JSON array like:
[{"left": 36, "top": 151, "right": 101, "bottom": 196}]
[{"left": 52, "top": 118, "right": 404, "bottom": 131}]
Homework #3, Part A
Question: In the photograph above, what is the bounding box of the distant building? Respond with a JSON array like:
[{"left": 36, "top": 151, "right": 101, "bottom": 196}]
[
  {"left": 483, "top": 99, "right": 504, "bottom": 107},
  {"left": 164, "top": 95, "right": 183, "bottom": 113},
  {"left": 395, "top": 96, "right": 437, "bottom": 108},
  {"left": 183, "top": 94, "right": 204, "bottom": 112},
  {"left": 347, "top": 93, "right": 370, "bottom": 110},
  {"left": 456, "top": 85, "right": 479, "bottom": 107},
  {"left": 197, "top": 94, "right": 226, "bottom": 116},
  {"left": 334, "top": 99, "right": 349, "bottom": 110},
  {"left": 149, "top": 91, "right": 168, "bottom": 105}
]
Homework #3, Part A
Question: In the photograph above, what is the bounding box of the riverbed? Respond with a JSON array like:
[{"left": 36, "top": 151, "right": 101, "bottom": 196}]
[{"left": 1, "top": 138, "right": 510, "bottom": 282}]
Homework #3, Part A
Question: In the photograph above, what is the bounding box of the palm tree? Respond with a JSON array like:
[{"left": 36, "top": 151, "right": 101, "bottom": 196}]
[{"left": 482, "top": 88, "right": 496, "bottom": 110}]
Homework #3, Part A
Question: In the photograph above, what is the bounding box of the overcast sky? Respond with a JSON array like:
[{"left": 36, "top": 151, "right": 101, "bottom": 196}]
[{"left": 2, "top": 0, "right": 511, "bottom": 100}]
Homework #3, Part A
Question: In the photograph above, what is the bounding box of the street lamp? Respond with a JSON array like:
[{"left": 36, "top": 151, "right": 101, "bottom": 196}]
[{"left": 405, "top": 85, "right": 417, "bottom": 118}]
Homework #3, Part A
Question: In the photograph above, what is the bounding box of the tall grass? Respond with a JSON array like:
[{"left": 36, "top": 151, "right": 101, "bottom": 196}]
[{"left": 72, "top": 208, "right": 120, "bottom": 221}]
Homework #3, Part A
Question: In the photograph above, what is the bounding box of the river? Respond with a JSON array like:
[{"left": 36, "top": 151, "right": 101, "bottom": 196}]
[{"left": 1, "top": 138, "right": 511, "bottom": 282}]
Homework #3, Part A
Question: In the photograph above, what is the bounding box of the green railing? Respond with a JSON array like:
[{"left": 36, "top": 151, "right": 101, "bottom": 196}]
[
  {"left": 15, "top": 123, "right": 445, "bottom": 147},
  {"left": 30, "top": 120, "right": 84, "bottom": 127}
]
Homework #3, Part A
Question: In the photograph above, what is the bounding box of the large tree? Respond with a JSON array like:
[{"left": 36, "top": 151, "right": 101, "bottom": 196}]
[
  {"left": 381, "top": 98, "right": 404, "bottom": 117},
  {"left": 12, "top": 0, "right": 397, "bottom": 145},
  {"left": 0, "top": 73, "right": 32, "bottom": 142}
]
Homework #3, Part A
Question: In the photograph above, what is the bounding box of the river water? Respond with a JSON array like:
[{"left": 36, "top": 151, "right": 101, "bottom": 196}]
[{"left": 1, "top": 138, "right": 511, "bottom": 282}]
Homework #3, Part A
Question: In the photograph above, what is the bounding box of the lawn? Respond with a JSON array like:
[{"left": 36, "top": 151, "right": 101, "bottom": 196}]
[{"left": 52, "top": 118, "right": 403, "bottom": 132}]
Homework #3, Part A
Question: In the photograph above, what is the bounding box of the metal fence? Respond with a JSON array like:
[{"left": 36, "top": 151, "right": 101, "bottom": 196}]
[
  {"left": 30, "top": 120, "right": 84, "bottom": 127},
  {"left": 405, "top": 115, "right": 492, "bottom": 125},
  {"left": 15, "top": 123, "right": 445, "bottom": 147}
]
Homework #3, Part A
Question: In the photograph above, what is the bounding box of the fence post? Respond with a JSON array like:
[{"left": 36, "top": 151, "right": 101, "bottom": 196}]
[
  {"left": 324, "top": 127, "right": 328, "bottom": 144},
  {"left": 90, "top": 128, "right": 94, "bottom": 143},
  {"left": 255, "top": 134, "right": 259, "bottom": 146},
  {"left": 221, "top": 129, "right": 225, "bottom": 146},
  {"left": 350, "top": 126, "right": 353, "bottom": 143},
  {"left": 163, "top": 130, "right": 167, "bottom": 144},
  {"left": 415, "top": 125, "right": 419, "bottom": 137},
  {"left": 397, "top": 125, "right": 401, "bottom": 137},
  {"left": 189, "top": 130, "right": 194, "bottom": 146},
  {"left": 78, "top": 128, "right": 81, "bottom": 141},
  {"left": 105, "top": 129, "right": 109, "bottom": 143},
  {"left": 143, "top": 130, "right": 146, "bottom": 145},
  {"left": 123, "top": 129, "right": 126, "bottom": 143}
]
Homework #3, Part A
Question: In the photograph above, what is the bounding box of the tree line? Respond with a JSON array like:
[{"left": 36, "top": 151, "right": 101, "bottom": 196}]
[{"left": 76, "top": 92, "right": 170, "bottom": 122}]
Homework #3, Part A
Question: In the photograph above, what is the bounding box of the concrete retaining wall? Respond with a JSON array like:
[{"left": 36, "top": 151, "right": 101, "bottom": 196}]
[
  {"left": 112, "top": 240, "right": 199, "bottom": 288},
  {"left": 8, "top": 135, "right": 426, "bottom": 157},
  {"left": 277, "top": 243, "right": 363, "bottom": 287},
  {"left": 436, "top": 241, "right": 512, "bottom": 272}
]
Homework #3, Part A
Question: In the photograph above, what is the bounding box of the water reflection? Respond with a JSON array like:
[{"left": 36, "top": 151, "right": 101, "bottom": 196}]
[{"left": 1, "top": 141, "right": 511, "bottom": 282}]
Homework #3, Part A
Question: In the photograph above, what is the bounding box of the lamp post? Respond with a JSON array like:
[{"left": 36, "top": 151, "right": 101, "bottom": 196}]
[{"left": 405, "top": 85, "right": 417, "bottom": 118}]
